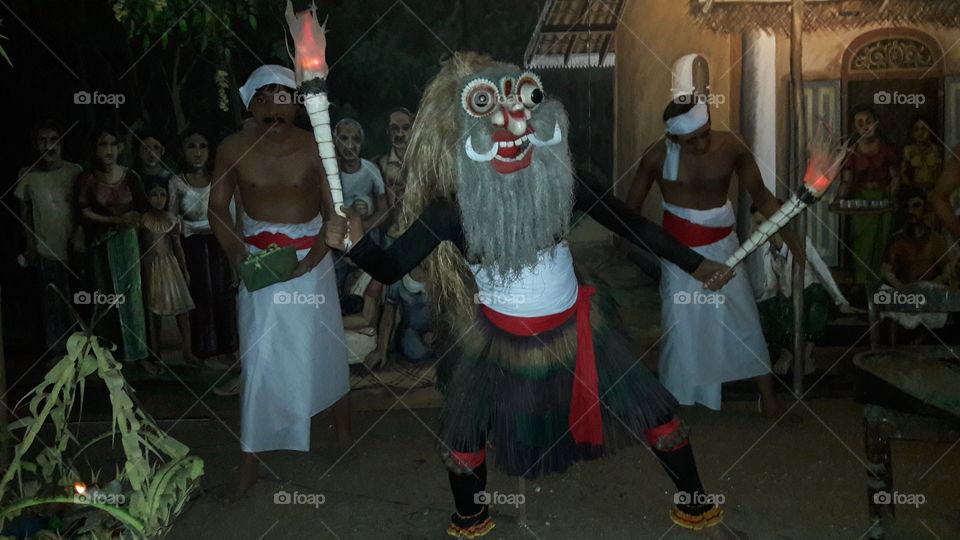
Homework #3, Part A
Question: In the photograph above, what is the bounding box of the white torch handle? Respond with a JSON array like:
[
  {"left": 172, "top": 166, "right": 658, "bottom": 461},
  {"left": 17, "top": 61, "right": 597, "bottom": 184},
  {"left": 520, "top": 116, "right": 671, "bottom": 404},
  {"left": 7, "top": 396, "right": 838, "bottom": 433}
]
[
  {"left": 724, "top": 196, "right": 806, "bottom": 268},
  {"left": 304, "top": 91, "right": 351, "bottom": 249}
]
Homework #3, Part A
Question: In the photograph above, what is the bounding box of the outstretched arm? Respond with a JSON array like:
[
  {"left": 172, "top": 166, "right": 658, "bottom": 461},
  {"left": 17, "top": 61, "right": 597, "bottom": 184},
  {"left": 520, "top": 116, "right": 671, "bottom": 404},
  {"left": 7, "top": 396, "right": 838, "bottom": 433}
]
[
  {"left": 574, "top": 179, "right": 702, "bottom": 272},
  {"left": 573, "top": 180, "right": 732, "bottom": 289},
  {"left": 327, "top": 200, "right": 463, "bottom": 284}
]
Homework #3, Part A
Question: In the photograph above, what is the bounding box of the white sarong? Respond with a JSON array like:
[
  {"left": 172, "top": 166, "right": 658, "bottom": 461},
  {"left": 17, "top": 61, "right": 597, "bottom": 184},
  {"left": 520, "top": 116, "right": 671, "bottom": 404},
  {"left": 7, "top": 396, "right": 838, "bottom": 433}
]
[
  {"left": 658, "top": 201, "right": 771, "bottom": 410},
  {"left": 237, "top": 213, "right": 349, "bottom": 452}
]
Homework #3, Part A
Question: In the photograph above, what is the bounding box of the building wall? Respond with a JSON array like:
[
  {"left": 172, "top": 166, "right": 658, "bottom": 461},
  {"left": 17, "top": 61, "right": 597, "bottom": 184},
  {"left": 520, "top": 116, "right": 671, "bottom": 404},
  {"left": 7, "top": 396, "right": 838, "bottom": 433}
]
[
  {"left": 796, "top": 24, "right": 960, "bottom": 80},
  {"left": 772, "top": 23, "right": 960, "bottom": 191}
]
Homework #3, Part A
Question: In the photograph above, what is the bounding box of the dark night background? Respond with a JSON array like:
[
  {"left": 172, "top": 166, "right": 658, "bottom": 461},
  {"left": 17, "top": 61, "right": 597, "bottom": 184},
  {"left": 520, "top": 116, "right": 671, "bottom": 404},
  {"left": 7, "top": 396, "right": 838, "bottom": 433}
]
[{"left": 0, "top": 0, "right": 555, "bottom": 351}]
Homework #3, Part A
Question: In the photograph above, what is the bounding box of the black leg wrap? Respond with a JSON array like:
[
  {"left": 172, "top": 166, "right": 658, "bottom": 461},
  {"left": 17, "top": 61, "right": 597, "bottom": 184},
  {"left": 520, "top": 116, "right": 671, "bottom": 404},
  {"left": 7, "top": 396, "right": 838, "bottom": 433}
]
[
  {"left": 448, "top": 461, "right": 487, "bottom": 517},
  {"left": 654, "top": 442, "right": 714, "bottom": 516}
]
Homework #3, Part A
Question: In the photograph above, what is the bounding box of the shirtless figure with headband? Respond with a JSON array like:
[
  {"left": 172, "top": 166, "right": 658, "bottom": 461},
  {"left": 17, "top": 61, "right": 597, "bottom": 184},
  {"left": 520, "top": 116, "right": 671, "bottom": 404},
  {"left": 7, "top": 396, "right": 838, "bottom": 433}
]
[{"left": 628, "top": 96, "right": 803, "bottom": 419}]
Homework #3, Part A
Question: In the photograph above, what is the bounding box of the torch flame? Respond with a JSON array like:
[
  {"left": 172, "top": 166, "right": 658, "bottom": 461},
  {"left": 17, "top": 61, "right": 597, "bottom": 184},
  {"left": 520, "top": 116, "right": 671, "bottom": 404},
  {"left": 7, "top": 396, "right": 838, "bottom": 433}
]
[
  {"left": 285, "top": 0, "right": 328, "bottom": 82},
  {"left": 802, "top": 119, "right": 849, "bottom": 195},
  {"left": 74, "top": 482, "right": 87, "bottom": 495}
]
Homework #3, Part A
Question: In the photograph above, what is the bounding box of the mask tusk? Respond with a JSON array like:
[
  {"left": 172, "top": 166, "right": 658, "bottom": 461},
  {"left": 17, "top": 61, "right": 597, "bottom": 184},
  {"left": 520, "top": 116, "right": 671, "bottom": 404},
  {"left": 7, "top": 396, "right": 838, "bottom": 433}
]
[
  {"left": 529, "top": 123, "right": 562, "bottom": 147},
  {"left": 464, "top": 136, "right": 499, "bottom": 162}
]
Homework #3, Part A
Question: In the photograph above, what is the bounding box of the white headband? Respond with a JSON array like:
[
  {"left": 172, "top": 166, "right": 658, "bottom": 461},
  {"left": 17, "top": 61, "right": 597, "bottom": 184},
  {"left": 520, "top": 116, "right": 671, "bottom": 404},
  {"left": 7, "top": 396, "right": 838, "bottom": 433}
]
[
  {"left": 239, "top": 65, "right": 297, "bottom": 110},
  {"left": 663, "top": 101, "right": 709, "bottom": 181}
]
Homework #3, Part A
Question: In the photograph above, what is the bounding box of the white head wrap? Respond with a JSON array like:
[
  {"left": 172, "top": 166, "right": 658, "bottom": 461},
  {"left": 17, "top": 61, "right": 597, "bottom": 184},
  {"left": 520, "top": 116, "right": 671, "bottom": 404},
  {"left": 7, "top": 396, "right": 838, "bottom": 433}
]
[
  {"left": 662, "top": 101, "right": 709, "bottom": 181},
  {"left": 238, "top": 65, "right": 297, "bottom": 110}
]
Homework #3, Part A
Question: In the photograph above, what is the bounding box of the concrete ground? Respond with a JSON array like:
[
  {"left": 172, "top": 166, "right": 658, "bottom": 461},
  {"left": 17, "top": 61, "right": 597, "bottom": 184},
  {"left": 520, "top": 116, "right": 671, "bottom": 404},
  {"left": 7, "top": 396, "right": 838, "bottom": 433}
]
[
  {"left": 160, "top": 247, "right": 959, "bottom": 539},
  {"left": 162, "top": 399, "right": 960, "bottom": 539},
  {"left": 7, "top": 245, "right": 960, "bottom": 539}
]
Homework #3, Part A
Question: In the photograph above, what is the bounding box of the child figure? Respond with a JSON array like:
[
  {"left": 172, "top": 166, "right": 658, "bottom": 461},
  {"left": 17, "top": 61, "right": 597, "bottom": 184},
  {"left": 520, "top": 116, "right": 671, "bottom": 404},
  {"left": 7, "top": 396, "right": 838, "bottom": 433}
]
[{"left": 141, "top": 180, "right": 199, "bottom": 367}]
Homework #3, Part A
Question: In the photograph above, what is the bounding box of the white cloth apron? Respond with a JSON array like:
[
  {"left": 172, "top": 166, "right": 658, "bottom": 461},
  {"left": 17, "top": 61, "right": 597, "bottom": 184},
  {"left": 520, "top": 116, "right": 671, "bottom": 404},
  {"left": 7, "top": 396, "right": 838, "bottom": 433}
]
[
  {"left": 237, "top": 213, "right": 349, "bottom": 452},
  {"left": 658, "top": 201, "right": 771, "bottom": 410},
  {"left": 469, "top": 241, "right": 578, "bottom": 317}
]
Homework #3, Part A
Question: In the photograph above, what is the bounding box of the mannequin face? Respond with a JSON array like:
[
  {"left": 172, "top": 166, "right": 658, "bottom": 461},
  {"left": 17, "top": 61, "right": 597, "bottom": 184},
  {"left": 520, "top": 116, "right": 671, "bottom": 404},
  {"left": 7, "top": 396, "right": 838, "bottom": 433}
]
[
  {"left": 854, "top": 112, "right": 878, "bottom": 139},
  {"left": 910, "top": 121, "right": 931, "bottom": 144},
  {"left": 95, "top": 132, "right": 122, "bottom": 169},
  {"left": 35, "top": 128, "right": 62, "bottom": 164},
  {"left": 138, "top": 137, "right": 165, "bottom": 169},
  {"left": 335, "top": 123, "right": 363, "bottom": 162},
  {"left": 387, "top": 111, "right": 412, "bottom": 156},
  {"left": 905, "top": 196, "right": 925, "bottom": 222},
  {"left": 147, "top": 186, "right": 168, "bottom": 211},
  {"left": 182, "top": 133, "right": 210, "bottom": 171}
]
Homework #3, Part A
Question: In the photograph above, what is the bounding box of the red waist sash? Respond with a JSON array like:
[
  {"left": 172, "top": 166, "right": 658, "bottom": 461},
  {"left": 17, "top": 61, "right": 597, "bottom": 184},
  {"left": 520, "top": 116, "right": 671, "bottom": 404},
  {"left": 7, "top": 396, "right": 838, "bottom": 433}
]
[
  {"left": 480, "top": 286, "right": 602, "bottom": 446},
  {"left": 244, "top": 231, "right": 316, "bottom": 251},
  {"left": 662, "top": 211, "right": 732, "bottom": 247}
]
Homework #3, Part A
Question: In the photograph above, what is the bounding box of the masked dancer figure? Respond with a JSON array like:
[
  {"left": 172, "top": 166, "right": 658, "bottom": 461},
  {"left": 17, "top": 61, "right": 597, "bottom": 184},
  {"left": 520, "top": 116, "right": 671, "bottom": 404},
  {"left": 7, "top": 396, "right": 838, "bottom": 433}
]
[{"left": 327, "top": 53, "right": 739, "bottom": 538}]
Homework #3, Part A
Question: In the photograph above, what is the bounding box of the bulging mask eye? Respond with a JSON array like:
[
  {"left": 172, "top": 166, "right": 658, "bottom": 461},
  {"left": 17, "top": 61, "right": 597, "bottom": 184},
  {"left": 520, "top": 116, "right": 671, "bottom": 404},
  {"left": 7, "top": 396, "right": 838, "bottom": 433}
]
[
  {"left": 517, "top": 72, "right": 544, "bottom": 109},
  {"left": 461, "top": 78, "right": 499, "bottom": 117}
]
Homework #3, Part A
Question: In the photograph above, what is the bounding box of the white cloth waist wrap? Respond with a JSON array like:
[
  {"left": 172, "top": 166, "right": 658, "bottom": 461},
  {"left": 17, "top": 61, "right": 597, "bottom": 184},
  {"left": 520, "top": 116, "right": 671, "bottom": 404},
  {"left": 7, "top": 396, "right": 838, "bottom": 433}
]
[
  {"left": 662, "top": 200, "right": 736, "bottom": 228},
  {"left": 657, "top": 200, "right": 770, "bottom": 410},
  {"left": 237, "top": 212, "right": 349, "bottom": 453},
  {"left": 469, "top": 241, "right": 578, "bottom": 317}
]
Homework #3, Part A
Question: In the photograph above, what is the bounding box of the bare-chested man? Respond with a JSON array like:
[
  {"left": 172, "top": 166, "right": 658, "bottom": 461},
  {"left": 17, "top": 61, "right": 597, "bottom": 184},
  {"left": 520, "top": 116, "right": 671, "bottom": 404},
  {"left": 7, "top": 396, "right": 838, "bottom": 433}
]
[
  {"left": 882, "top": 189, "right": 949, "bottom": 287},
  {"left": 208, "top": 65, "right": 351, "bottom": 498},
  {"left": 627, "top": 97, "right": 801, "bottom": 418}
]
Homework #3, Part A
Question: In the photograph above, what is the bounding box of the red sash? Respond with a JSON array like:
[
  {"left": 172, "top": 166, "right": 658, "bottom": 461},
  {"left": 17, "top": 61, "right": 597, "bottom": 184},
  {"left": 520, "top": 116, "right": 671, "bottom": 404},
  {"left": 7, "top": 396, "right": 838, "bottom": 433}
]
[
  {"left": 480, "top": 286, "right": 603, "bottom": 446},
  {"left": 244, "top": 231, "right": 316, "bottom": 251},
  {"left": 662, "top": 211, "right": 732, "bottom": 247}
]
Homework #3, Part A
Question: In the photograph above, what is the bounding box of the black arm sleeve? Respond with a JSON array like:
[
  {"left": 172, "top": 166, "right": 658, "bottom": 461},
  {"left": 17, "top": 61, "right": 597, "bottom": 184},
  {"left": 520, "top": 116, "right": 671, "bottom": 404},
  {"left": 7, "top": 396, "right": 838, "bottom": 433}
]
[
  {"left": 347, "top": 199, "right": 464, "bottom": 284},
  {"left": 573, "top": 181, "right": 705, "bottom": 274}
]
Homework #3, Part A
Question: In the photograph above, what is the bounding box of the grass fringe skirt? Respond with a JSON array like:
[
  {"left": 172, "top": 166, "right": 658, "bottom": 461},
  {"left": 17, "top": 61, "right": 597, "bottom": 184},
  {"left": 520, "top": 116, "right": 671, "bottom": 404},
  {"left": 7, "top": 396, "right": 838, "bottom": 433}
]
[{"left": 437, "top": 283, "right": 678, "bottom": 478}]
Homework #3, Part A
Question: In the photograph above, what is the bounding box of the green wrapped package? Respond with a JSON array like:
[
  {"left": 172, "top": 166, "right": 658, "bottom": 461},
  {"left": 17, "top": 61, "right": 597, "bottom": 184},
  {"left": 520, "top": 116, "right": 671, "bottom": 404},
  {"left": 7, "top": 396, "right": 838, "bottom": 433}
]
[{"left": 238, "top": 244, "right": 299, "bottom": 292}]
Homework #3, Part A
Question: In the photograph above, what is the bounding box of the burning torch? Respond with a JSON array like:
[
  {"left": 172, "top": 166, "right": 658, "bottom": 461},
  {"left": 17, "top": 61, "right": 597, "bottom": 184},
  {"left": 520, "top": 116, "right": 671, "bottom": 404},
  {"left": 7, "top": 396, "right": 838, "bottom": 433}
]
[
  {"left": 724, "top": 131, "right": 848, "bottom": 268},
  {"left": 285, "top": 1, "right": 351, "bottom": 248}
]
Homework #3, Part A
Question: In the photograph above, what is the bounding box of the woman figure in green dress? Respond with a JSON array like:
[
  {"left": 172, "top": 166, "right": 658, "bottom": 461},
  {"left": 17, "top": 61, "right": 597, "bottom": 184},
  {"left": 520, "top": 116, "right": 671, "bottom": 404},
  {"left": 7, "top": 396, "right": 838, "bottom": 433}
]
[
  {"left": 76, "top": 125, "right": 154, "bottom": 372},
  {"left": 840, "top": 105, "right": 900, "bottom": 286}
]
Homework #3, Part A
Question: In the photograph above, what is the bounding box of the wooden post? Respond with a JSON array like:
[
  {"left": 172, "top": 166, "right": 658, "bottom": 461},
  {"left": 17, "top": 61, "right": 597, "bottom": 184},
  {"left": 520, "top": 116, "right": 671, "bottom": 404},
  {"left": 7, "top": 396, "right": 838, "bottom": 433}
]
[{"left": 790, "top": 0, "right": 808, "bottom": 395}]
